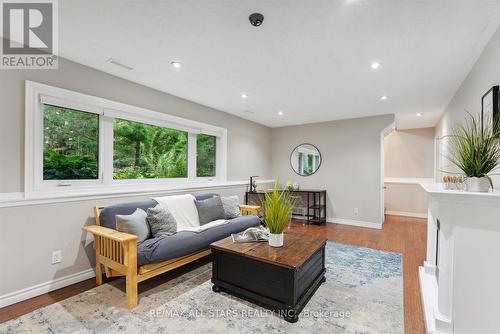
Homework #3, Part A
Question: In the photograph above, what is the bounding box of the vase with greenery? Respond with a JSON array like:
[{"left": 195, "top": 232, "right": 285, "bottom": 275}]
[
  {"left": 447, "top": 113, "right": 500, "bottom": 192},
  {"left": 263, "top": 181, "right": 296, "bottom": 247}
]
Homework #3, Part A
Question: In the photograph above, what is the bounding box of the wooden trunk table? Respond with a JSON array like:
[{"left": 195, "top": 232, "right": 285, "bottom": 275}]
[{"left": 210, "top": 232, "right": 327, "bottom": 323}]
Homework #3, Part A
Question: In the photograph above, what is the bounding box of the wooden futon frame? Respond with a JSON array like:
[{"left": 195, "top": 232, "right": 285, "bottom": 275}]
[{"left": 82, "top": 204, "right": 260, "bottom": 309}]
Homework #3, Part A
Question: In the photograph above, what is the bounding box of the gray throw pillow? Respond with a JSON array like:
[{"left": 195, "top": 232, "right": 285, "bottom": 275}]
[
  {"left": 115, "top": 208, "right": 150, "bottom": 243},
  {"left": 146, "top": 204, "right": 177, "bottom": 237},
  {"left": 194, "top": 195, "right": 225, "bottom": 225},
  {"left": 221, "top": 195, "right": 242, "bottom": 219}
]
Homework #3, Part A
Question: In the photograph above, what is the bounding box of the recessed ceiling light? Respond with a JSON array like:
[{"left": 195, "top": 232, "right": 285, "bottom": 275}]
[
  {"left": 241, "top": 93, "right": 248, "bottom": 99},
  {"left": 416, "top": 112, "right": 423, "bottom": 117},
  {"left": 371, "top": 62, "right": 380, "bottom": 70},
  {"left": 170, "top": 61, "right": 182, "bottom": 69},
  {"left": 278, "top": 110, "right": 284, "bottom": 116},
  {"left": 380, "top": 95, "right": 388, "bottom": 100}
]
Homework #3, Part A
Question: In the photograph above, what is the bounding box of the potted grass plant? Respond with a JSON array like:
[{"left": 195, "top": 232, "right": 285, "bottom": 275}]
[
  {"left": 448, "top": 113, "right": 500, "bottom": 192},
  {"left": 263, "top": 181, "right": 296, "bottom": 247}
]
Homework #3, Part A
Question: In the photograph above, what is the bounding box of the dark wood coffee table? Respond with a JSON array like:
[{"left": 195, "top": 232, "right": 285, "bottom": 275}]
[{"left": 210, "top": 232, "right": 327, "bottom": 322}]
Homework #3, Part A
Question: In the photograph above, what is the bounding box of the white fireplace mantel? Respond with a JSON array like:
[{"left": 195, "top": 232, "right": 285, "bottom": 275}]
[{"left": 419, "top": 182, "right": 500, "bottom": 334}]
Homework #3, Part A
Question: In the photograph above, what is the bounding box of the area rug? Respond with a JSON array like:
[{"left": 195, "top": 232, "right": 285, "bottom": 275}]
[{"left": 1, "top": 242, "right": 403, "bottom": 334}]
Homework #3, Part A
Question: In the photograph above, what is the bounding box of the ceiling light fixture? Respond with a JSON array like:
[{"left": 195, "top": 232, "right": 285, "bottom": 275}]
[
  {"left": 371, "top": 62, "right": 380, "bottom": 70},
  {"left": 278, "top": 110, "right": 284, "bottom": 116},
  {"left": 416, "top": 112, "right": 423, "bottom": 117},
  {"left": 380, "top": 95, "right": 388, "bottom": 100},
  {"left": 170, "top": 61, "right": 182, "bottom": 69},
  {"left": 241, "top": 93, "right": 248, "bottom": 99},
  {"left": 107, "top": 58, "right": 133, "bottom": 71}
]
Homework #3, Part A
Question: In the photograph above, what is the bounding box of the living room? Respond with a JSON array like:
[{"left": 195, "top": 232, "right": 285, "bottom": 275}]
[{"left": 1, "top": 1, "right": 500, "bottom": 333}]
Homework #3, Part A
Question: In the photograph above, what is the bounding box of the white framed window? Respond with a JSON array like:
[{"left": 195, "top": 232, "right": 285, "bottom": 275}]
[{"left": 25, "top": 81, "right": 227, "bottom": 198}]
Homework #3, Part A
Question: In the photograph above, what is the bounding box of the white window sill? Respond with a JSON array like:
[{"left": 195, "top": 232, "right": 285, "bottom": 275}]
[{"left": 0, "top": 179, "right": 274, "bottom": 208}]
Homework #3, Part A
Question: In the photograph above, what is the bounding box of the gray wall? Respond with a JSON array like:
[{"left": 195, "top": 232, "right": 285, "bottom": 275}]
[
  {"left": 0, "top": 56, "right": 272, "bottom": 300},
  {"left": 0, "top": 57, "right": 272, "bottom": 193},
  {"left": 436, "top": 26, "right": 500, "bottom": 189},
  {"left": 271, "top": 114, "right": 394, "bottom": 224}
]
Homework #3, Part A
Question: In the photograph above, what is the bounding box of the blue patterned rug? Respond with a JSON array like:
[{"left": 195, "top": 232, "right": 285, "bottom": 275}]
[{"left": 1, "top": 242, "right": 403, "bottom": 333}]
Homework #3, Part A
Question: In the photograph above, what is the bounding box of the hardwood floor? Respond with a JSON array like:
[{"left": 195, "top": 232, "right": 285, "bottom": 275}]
[
  {"left": 0, "top": 215, "right": 426, "bottom": 333},
  {"left": 287, "top": 215, "right": 427, "bottom": 334}
]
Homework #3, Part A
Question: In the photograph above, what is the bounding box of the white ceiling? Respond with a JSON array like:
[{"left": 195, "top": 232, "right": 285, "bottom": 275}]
[{"left": 60, "top": 0, "right": 500, "bottom": 129}]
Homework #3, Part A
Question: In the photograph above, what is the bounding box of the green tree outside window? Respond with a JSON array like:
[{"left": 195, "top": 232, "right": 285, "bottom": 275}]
[
  {"left": 196, "top": 134, "right": 216, "bottom": 177},
  {"left": 43, "top": 104, "right": 99, "bottom": 180},
  {"left": 113, "top": 119, "right": 188, "bottom": 179}
]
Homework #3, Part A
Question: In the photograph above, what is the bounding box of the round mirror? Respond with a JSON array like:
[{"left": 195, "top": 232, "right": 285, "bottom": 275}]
[{"left": 290, "top": 144, "right": 322, "bottom": 176}]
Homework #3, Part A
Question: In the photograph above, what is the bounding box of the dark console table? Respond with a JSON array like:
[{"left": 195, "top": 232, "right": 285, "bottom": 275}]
[{"left": 245, "top": 189, "right": 327, "bottom": 224}]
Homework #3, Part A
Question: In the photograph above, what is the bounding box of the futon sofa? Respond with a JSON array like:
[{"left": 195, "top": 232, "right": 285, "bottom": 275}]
[{"left": 83, "top": 193, "right": 261, "bottom": 308}]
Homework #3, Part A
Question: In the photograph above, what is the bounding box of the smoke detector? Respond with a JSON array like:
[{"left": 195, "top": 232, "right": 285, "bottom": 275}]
[{"left": 249, "top": 13, "right": 264, "bottom": 27}]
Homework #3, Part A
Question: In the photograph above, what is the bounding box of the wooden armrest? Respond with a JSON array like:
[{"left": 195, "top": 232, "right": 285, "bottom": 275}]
[
  {"left": 239, "top": 204, "right": 261, "bottom": 210},
  {"left": 239, "top": 204, "right": 261, "bottom": 216},
  {"left": 82, "top": 225, "right": 138, "bottom": 243}
]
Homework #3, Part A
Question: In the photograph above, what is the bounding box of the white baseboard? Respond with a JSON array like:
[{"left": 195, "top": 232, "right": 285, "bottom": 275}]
[
  {"left": 385, "top": 210, "right": 427, "bottom": 219},
  {"left": 327, "top": 217, "right": 382, "bottom": 229},
  {"left": 0, "top": 268, "right": 95, "bottom": 308}
]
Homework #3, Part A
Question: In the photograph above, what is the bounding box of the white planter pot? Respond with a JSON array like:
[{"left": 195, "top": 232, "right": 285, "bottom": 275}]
[
  {"left": 268, "top": 233, "right": 284, "bottom": 247},
  {"left": 465, "top": 177, "right": 491, "bottom": 192}
]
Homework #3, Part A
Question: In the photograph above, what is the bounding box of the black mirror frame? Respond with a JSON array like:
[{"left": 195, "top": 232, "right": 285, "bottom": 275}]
[{"left": 289, "top": 143, "right": 322, "bottom": 177}]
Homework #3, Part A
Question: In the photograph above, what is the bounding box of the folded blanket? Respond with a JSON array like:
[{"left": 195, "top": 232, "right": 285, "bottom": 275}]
[
  {"left": 180, "top": 219, "right": 230, "bottom": 233},
  {"left": 153, "top": 195, "right": 230, "bottom": 233},
  {"left": 154, "top": 194, "right": 200, "bottom": 231}
]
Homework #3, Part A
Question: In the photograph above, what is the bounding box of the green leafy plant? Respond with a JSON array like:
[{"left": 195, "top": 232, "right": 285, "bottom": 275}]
[
  {"left": 448, "top": 113, "right": 500, "bottom": 186},
  {"left": 263, "top": 181, "right": 296, "bottom": 234},
  {"left": 43, "top": 149, "right": 98, "bottom": 180},
  {"left": 113, "top": 119, "right": 188, "bottom": 179},
  {"left": 43, "top": 105, "right": 213, "bottom": 181}
]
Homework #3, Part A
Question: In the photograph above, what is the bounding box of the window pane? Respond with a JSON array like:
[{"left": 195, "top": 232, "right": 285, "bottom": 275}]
[
  {"left": 43, "top": 104, "right": 99, "bottom": 180},
  {"left": 113, "top": 119, "right": 188, "bottom": 179},
  {"left": 197, "top": 134, "right": 216, "bottom": 177}
]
